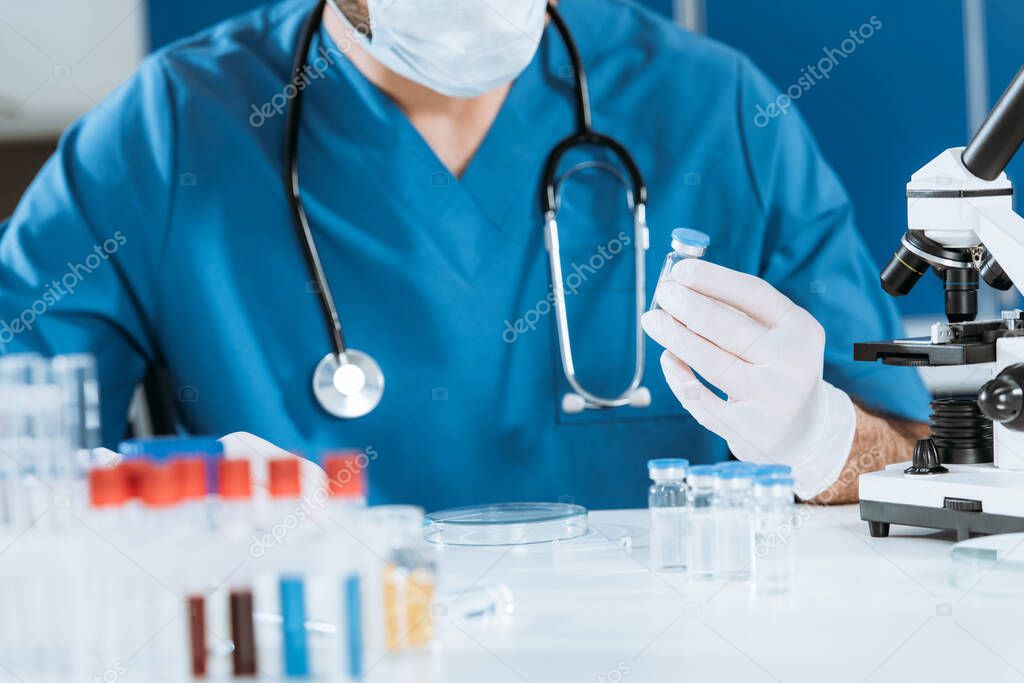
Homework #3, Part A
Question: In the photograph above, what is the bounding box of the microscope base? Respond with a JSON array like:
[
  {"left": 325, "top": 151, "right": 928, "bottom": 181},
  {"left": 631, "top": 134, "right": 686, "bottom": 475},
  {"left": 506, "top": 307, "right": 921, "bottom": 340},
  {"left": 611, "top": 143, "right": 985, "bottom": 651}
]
[{"left": 859, "top": 463, "right": 1024, "bottom": 541}]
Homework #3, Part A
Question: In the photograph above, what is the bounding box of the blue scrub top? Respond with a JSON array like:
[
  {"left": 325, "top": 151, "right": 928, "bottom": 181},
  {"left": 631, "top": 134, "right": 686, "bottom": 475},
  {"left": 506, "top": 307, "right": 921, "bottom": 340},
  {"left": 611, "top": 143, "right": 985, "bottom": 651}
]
[{"left": 0, "top": 0, "right": 928, "bottom": 510}]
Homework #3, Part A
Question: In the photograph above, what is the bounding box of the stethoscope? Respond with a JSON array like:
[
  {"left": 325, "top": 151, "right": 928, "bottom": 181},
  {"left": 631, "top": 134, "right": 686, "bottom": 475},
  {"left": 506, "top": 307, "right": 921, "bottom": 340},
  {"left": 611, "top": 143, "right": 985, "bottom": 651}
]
[{"left": 286, "top": 1, "right": 650, "bottom": 419}]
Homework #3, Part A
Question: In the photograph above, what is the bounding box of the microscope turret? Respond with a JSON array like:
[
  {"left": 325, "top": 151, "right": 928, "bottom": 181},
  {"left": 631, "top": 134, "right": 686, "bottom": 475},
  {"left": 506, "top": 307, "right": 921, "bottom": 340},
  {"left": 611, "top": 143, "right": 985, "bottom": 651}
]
[
  {"left": 856, "top": 66, "right": 1024, "bottom": 368},
  {"left": 878, "top": 66, "right": 1024, "bottom": 324}
]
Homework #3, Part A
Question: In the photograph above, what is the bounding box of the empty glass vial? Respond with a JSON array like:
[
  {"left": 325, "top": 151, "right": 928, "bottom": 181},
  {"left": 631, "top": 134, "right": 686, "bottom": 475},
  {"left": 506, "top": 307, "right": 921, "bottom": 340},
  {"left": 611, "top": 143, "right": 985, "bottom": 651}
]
[
  {"left": 647, "top": 458, "right": 689, "bottom": 571},
  {"left": 713, "top": 468, "right": 755, "bottom": 582},
  {"left": 650, "top": 228, "right": 710, "bottom": 311},
  {"left": 685, "top": 465, "right": 717, "bottom": 580},
  {"left": 753, "top": 476, "right": 796, "bottom": 595}
]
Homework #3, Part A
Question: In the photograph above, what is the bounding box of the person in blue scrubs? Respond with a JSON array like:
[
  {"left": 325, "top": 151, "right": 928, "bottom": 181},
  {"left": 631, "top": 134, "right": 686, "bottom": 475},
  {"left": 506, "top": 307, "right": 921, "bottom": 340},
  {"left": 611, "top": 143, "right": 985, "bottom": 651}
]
[{"left": 0, "top": 0, "right": 929, "bottom": 510}]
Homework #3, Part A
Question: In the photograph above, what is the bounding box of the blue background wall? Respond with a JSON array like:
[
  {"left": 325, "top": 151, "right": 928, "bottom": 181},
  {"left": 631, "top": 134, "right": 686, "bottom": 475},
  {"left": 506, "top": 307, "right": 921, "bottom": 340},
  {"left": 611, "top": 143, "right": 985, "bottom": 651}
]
[{"left": 147, "top": 0, "right": 1024, "bottom": 316}]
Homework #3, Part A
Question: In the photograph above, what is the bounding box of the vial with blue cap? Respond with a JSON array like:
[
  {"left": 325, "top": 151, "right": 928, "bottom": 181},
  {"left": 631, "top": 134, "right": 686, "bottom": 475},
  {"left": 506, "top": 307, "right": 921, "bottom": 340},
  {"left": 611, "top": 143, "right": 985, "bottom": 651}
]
[
  {"left": 713, "top": 466, "right": 756, "bottom": 582},
  {"left": 649, "top": 228, "right": 710, "bottom": 311},
  {"left": 686, "top": 464, "right": 718, "bottom": 579},
  {"left": 753, "top": 476, "right": 796, "bottom": 594},
  {"left": 647, "top": 458, "right": 689, "bottom": 571}
]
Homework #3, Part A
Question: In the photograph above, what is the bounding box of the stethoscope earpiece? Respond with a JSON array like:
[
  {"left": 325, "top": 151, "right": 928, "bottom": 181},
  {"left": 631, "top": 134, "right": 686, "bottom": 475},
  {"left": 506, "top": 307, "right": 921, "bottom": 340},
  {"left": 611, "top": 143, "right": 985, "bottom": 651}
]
[
  {"left": 561, "top": 393, "right": 588, "bottom": 414},
  {"left": 562, "top": 387, "right": 651, "bottom": 415},
  {"left": 628, "top": 387, "right": 652, "bottom": 409}
]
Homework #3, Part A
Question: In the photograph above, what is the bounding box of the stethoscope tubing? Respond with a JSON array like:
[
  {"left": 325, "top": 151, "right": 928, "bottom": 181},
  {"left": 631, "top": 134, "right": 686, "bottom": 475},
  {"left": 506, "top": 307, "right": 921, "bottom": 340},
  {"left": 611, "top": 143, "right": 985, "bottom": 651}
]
[
  {"left": 285, "top": 1, "right": 650, "bottom": 415},
  {"left": 284, "top": 0, "right": 348, "bottom": 359},
  {"left": 541, "top": 4, "right": 650, "bottom": 410}
]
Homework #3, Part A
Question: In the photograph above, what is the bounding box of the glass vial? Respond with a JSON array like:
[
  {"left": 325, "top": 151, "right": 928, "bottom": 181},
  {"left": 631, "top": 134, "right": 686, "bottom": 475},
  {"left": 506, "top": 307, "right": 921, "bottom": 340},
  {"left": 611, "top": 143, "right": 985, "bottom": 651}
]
[
  {"left": 647, "top": 458, "right": 689, "bottom": 571},
  {"left": 650, "top": 228, "right": 710, "bottom": 311},
  {"left": 753, "top": 476, "right": 796, "bottom": 595},
  {"left": 685, "top": 465, "right": 717, "bottom": 580},
  {"left": 365, "top": 505, "right": 437, "bottom": 652},
  {"left": 713, "top": 467, "right": 755, "bottom": 582}
]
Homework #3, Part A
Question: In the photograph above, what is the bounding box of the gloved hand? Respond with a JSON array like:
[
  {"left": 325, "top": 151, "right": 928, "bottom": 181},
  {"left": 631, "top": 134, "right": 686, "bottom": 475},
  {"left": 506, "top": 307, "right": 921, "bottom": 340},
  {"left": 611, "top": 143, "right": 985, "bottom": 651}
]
[{"left": 641, "top": 259, "right": 856, "bottom": 499}]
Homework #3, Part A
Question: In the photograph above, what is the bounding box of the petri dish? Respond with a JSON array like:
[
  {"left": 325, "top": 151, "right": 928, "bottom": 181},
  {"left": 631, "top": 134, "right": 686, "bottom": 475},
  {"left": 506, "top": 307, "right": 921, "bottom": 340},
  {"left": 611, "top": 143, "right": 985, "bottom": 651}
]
[
  {"left": 424, "top": 502, "right": 588, "bottom": 547},
  {"left": 950, "top": 532, "right": 1024, "bottom": 594}
]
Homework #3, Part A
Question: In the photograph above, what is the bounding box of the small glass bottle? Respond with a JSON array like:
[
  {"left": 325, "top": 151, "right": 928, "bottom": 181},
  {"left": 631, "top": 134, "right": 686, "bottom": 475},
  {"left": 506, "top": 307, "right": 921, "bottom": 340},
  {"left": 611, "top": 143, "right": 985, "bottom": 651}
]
[
  {"left": 364, "top": 505, "right": 436, "bottom": 653},
  {"left": 713, "top": 468, "right": 755, "bottom": 582},
  {"left": 685, "top": 465, "right": 717, "bottom": 580},
  {"left": 753, "top": 476, "right": 796, "bottom": 595},
  {"left": 650, "top": 227, "right": 711, "bottom": 311},
  {"left": 647, "top": 458, "right": 689, "bottom": 571}
]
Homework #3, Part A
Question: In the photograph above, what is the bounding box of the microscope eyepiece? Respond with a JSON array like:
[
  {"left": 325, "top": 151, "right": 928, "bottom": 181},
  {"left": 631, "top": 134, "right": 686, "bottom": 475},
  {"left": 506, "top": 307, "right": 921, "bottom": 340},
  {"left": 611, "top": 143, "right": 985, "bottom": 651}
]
[
  {"left": 880, "top": 242, "right": 928, "bottom": 297},
  {"left": 962, "top": 65, "right": 1024, "bottom": 181}
]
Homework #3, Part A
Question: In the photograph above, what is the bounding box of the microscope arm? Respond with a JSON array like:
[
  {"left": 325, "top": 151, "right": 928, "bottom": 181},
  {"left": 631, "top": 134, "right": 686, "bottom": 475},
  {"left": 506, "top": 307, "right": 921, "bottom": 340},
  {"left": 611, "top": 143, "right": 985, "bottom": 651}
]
[{"left": 964, "top": 65, "right": 1024, "bottom": 297}]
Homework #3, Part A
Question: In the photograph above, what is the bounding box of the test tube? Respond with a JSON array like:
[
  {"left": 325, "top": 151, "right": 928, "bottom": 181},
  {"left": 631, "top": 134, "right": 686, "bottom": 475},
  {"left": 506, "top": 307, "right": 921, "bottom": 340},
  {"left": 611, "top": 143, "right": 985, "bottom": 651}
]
[
  {"left": 266, "top": 457, "right": 302, "bottom": 528},
  {"left": 279, "top": 577, "right": 309, "bottom": 677},
  {"left": 174, "top": 457, "right": 209, "bottom": 534},
  {"left": 51, "top": 353, "right": 100, "bottom": 475},
  {"left": 344, "top": 574, "right": 364, "bottom": 679},
  {"left": 187, "top": 594, "right": 207, "bottom": 679},
  {"left": 323, "top": 452, "right": 368, "bottom": 530},
  {"left": 87, "top": 464, "right": 128, "bottom": 532},
  {"left": 230, "top": 588, "right": 259, "bottom": 677},
  {"left": 139, "top": 461, "right": 185, "bottom": 536},
  {"left": 324, "top": 452, "right": 367, "bottom": 499},
  {"left": 217, "top": 459, "right": 254, "bottom": 538},
  {"left": 0, "top": 354, "right": 53, "bottom": 527}
]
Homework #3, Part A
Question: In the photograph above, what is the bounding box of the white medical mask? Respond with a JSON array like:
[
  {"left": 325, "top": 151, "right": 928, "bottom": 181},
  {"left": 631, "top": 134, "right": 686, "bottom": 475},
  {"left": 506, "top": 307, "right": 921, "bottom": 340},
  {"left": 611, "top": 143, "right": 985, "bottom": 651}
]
[{"left": 328, "top": 0, "right": 548, "bottom": 98}]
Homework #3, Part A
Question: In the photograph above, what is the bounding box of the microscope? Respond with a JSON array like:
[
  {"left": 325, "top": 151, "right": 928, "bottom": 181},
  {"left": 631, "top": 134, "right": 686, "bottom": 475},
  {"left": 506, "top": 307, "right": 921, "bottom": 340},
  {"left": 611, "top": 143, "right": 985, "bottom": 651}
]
[{"left": 855, "top": 66, "right": 1024, "bottom": 541}]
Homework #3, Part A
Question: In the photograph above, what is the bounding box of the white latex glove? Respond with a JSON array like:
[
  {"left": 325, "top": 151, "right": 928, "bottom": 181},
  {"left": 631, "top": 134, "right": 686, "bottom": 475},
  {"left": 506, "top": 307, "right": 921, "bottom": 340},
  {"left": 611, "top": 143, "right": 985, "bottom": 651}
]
[{"left": 641, "top": 259, "right": 856, "bottom": 499}]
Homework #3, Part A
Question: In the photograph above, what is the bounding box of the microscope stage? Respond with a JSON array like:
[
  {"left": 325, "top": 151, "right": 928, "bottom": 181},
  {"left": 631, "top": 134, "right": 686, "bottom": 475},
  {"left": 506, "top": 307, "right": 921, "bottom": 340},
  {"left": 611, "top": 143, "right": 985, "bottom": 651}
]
[
  {"left": 853, "top": 337, "right": 996, "bottom": 366},
  {"left": 859, "top": 463, "right": 1024, "bottom": 541}
]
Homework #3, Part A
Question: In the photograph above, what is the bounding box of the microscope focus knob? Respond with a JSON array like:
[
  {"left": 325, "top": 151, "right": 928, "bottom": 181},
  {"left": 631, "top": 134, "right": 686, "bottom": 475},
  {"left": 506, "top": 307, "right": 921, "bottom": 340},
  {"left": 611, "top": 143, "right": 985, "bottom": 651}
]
[
  {"left": 904, "top": 438, "right": 949, "bottom": 475},
  {"left": 978, "top": 363, "right": 1024, "bottom": 431}
]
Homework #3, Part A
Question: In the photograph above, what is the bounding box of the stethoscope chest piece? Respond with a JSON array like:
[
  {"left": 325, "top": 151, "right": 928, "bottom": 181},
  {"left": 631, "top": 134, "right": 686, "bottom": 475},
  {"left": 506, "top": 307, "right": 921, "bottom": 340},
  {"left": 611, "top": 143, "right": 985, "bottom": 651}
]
[{"left": 312, "top": 350, "right": 384, "bottom": 419}]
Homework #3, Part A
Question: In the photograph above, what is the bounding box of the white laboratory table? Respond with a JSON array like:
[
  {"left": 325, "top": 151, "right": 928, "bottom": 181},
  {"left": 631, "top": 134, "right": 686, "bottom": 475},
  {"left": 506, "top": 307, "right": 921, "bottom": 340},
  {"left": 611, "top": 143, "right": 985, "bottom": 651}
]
[{"left": 368, "top": 505, "right": 1024, "bottom": 683}]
